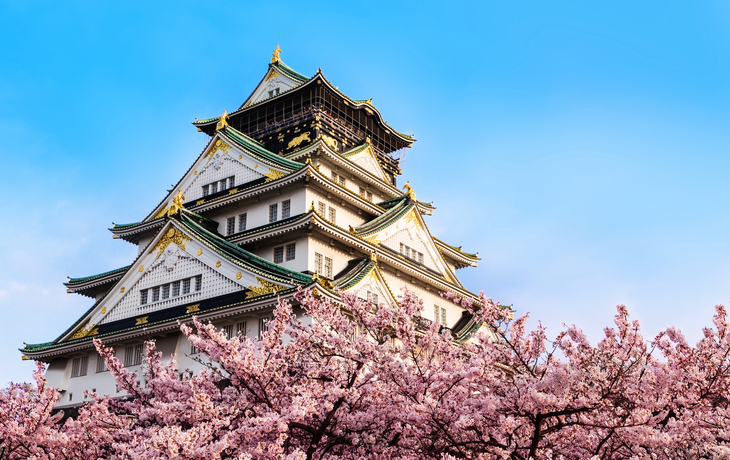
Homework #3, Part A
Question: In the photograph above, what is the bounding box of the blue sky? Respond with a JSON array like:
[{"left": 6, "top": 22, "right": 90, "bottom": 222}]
[{"left": 2, "top": 1, "right": 730, "bottom": 385}]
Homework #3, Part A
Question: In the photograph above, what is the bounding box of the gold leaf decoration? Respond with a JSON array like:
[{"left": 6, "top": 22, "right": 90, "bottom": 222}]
[
  {"left": 245, "top": 277, "right": 286, "bottom": 300},
  {"left": 101, "top": 307, "right": 107, "bottom": 314},
  {"left": 139, "top": 266, "right": 144, "bottom": 272},
  {"left": 197, "top": 248, "right": 202, "bottom": 256},
  {"left": 236, "top": 272, "right": 242, "bottom": 280},
  {"left": 321, "top": 134, "right": 338, "bottom": 151},
  {"left": 186, "top": 304, "right": 200, "bottom": 313},
  {"left": 264, "top": 168, "right": 287, "bottom": 182},
  {"left": 363, "top": 234, "right": 382, "bottom": 246},
  {"left": 154, "top": 227, "right": 192, "bottom": 258},
  {"left": 404, "top": 209, "right": 423, "bottom": 229},
  {"left": 120, "top": 287, "right": 125, "bottom": 293},
  {"left": 207, "top": 139, "right": 231, "bottom": 159},
  {"left": 287, "top": 132, "right": 311, "bottom": 150},
  {"left": 69, "top": 322, "right": 99, "bottom": 340},
  {"left": 215, "top": 261, "right": 221, "bottom": 268},
  {"left": 228, "top": 188, "right": 238, "bottom": 195},
  {"left": 135, "top": 316, "right": 149, "bottom": 325}
]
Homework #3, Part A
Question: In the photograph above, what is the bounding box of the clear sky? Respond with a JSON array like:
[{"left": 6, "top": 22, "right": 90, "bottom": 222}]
[{"left": 2, "top": 1, "right": 730, "bottom": 385}]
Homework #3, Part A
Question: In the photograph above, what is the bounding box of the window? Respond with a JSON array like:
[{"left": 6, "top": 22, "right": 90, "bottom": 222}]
[
  {"left": 315, "top": 252, "right": 323, "bottom": 275},
  {"left": 281, "top": 199, "right": 291, "bottom": 219},
  {"left": 339, "top": 176, "right": 347, "bottom": 188},
  {"left": 269, "top": 203, "right": 278, "bottom": 223},
  {"left": 71, "top": 356, "right": 88, "bottom": 378},
  {"left": 211, "top": 182, "right": 218, "bottom": 194},
  {"left": 400, "top": 243, "right": 423, "bottom": 264},
  {"left": 202, "top": 184, "right": 210, "bottom": 197},
  {"left": 228, "top": 176, "right": 235, "bottom": 189},
  {"left": 190, "top": 343, "right": 199, "bottom": 355},
  {"left": 360, "top": 186, "right": 365, "bottom": 197},
  {"left": 331, "top": 171, "right": 338, "bottom": 182},
  {"left": 367, "top": 191, "right": 373, "bottom": 202},
  {"left": 328, "top": 207, "right": 336, "bottom": 224},
  {"left": 182, "top": 278, "right": 191, "bottom": 295},
  {"left": 274, "top": 246, "right": 284, "bottom": 264},
  {"left": 236, "top": 321, "right": 247, "bottom": 336},
  {"left": 124, "top": 344, "right": 143, "bottom": 367},
  {"left": 238, "top": 213, "right": 247, "bottom": 232},
  {"left": 151, "top": 286, "right": 160, "bottom": 303},
  {"left": 268, "top": 90, "right": 274, "bottom": 97},
  {"left": 434, "top": 305, "right": 447, "bottom": 326},
  {"left": 367, "top": 291, "right": 379, "bottom": 306},
  {"left": 259, "top": 317, "right": 272, "bottom": 339},
  {"left": 172, "top": 281, "right": 180, "bottom": 297},
  {"left": 286, "top": 243, "right": 296, "bottom": 261},
  {"left": 162, "top": 284, "right": 170, "bottom": 300},
  {"left": 195, "top": 275, "right": 202, "bottom": 291},
  {"left": 227, "top": 216, "right": 236, "bottom": 236},
  {"left": 324, "top": 256, "right": 333, "bottom": 278},
  {"left": 318, "top": 201, "right": 326, "bottom": 215},
  {"left": 96, "top": 352, "right": 108, "bottom": 373},
  {"left": 222, "top": 324, "right": 233, "bottom": 338},
  {"left": 418, "top": 253, "right": 424, "bottom": 264},
  {"left": 140, "top": 289, "right": 148, "bottom": 305}
]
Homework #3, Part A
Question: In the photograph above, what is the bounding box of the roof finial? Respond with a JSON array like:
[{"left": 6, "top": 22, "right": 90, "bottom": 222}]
[
  {"left": 271, "top": 44, "right": 282, "bottom": 63},
  {"left": 173, "top": 190, "right": 185, "bottom": 209},
  {"left": 370, "top": 252, "right": 377, "bottom": 262},
  {"left": 216, "top": 110, "right": 229, "bottom": 131},
  {"left": 402, "top": 181, "right": 416, "bottom": 201}
]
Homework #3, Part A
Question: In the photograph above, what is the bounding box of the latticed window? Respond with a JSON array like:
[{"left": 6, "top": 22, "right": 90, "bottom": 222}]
[
  {"left": 269, "top": 203, "right": 278, "bottom": 223},
  {"left": 281, "top": 200, "right": 291, "bottom": 219},
  {"left": 172, "top": 281, "right": 180, "bottom": 297},
  {"left": 318, "top": 201, "right": 326, "bottom": 215},
  {"left": 418, "top": 253, "right": 424, "bottom": 264},
  {"left": 360, "top": 187, "right": 365, "bottom": 197},
  {"left": 222, "top": 324, "right": 234, "bottom": 338},
  {"left": 195, "top": 275, "right": 202, "bottom": 291},
  {"left": 442, "top": 307, "right": 447, "bottom": 326},
  {"left": 367, "top": 191, "right": 373, "bottom": 202},
  {"left": 228, "top": 176, "right": 235, "bottom": 189},
  {"left": 227, "top": 216, "right": 236, "bottom": 236},
  {"left": 315, "top": 252, "right": 323, "bottom": 274},
  {"left": 434, "top": 305, "right": 447, "bottom": 326},
  {"left": 211, "top": 182, "right": 218, "bottom": 194},
  {"left": 124, "top": 344, "right": 143, "bottom": 367},
  {"left": 324, "top": 256, "right": 333, "bottom": 278},
  {"left": 236, "top": 321, "right": 247, "bottom": 336},
  {"left": 274, "top": 246, "right": 284, "bottom": 264},
  {"left": 328, "top": 207, "right": 336, "bottom": 224},
  {"left": 331, "top": 171, "right": 338, "bottom": 182},
  {"left": 140, "top": 289, "right": 148, "bottom": 305},
  {"left": 239, "top": 213, "right": 247, "bottom": 232},
  {"left": 96, "top": 352, "right": 109, "bottom": 373},
  {"left": 182, "top": 278, "right": 191, "bottom": 295},
  {"left": 71, "top": 356, "right": 88, "bottom": 378},
  {"left": 286, "top": 243, "right": 296, "bottom": 261},
  {"left": 162, "top": 284, "right": 170, "bottom": 300},
  {"left": 152, "top": 286, "right": 160, "bottom": 302},
  {"left": 190, "top": 343, "right": 199, "bottom": 355},
  {"left": 202, "top": 185, "right": 210, "bottom": 197},
  {"left": 339, "top": 176, "right": 346, "bottom": 187}
]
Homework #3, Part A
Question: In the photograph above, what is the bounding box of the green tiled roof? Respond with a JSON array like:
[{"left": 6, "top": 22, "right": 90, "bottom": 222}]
[
  {"left": 67, "top": 266, "right": 130, "bottom": 285},
  {"left": 341, "top": 143, "right": 370, "bottom": 157},
  {"left": 356, "top": 195, "right": 413, "bottom": 236},
  {"left": 332, "top": 257, "right": 376, "bottom": 291},
  {"left": 112, "top": 222, "right": 142, "bottom": 229},
  {"left": 219, "top": 125, "right": 304, "bottom": 172},
  {"left": 195, "top": 116, "right": 219, "bottom": 123},
  {"left": 433, "top": 237, "right": 479, "bottom": 259},
  {"left": 176, "top": 208, "right": 312, "bottom": 285},
  {"left": 272, "top": 60, "right": 309, "bottom": 84}
]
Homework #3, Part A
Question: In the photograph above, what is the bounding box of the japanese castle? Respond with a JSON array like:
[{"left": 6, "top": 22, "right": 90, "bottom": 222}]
[{"left": 21, "top": 46, "right": 481, "bottom": 408}]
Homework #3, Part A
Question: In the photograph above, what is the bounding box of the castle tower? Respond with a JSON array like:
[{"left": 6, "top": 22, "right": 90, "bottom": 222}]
[{"left": 21, "top": 47, "right": 481, "bottom": 408}]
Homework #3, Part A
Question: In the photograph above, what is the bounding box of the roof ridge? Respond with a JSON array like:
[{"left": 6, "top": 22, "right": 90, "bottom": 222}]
[
  {"left": 67, "top": 265, "right": 131, "bottom": 285},
  {"left": 219, "top": 126, "right": 303, "bottom": 171}
]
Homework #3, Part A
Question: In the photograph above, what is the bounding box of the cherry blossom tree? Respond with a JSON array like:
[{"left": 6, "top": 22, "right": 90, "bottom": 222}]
[{"left": 7, "top": 287, "right": 730, "bottom": 459}]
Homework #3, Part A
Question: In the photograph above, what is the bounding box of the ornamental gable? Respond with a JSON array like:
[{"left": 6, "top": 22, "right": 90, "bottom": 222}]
[
  {"left": 245, "top": 68, "right": 302, "bottom": 107},
  {"left": 62, "top": 221, "right": 295, "bottom": 341},
  {"left": 343, "top": 266, "right": 397, "bottom": 307},
  {"left": 343, "top": 144, "right": 389, "bottom": 182}
]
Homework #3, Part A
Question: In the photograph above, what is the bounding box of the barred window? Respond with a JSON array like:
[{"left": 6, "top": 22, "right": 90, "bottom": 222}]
[
  {"left": 95, "top": 352, "right": 109, "bottom": 373},
  {"left": 228, "top": 176, "right": 235, "bottom": 189},
  {"left": 238, "top": 213, "right": 247, "bottom": 232},
  {"left": 202, "top": 185, "right": 210, "bottom": 197},
  {"left": 71, "top": 356, "right": 88, "bottom": 378},
  {"left": 227, "top": 216, "right": 236, "bottom": 236},
  {"left": 269, "top": 203, "right": 278, "bottom": 223},
  {"left": 328, "top": 207, "right": 336, "bottom": 224},
  {"left": 195, "top": 275, "right": 202, "bottom": 291},
  {"left": 124, "top": 344, "right": 143, "bottom": 367},
  {"left": 360, "top": 186, "right": 365, "bottom": 197},
  {"left": 140, "top": 289, "right": 148, "bottom": 305},
  {"left": 274, "top": 246, "right": 284, "bottom": 264},
  {"left": 339, "top": 176, "right": 346, "bottom": 187},
  {"left": 152, "top": 286, "right": 160, "bottom": 303},
  {"left": 367, "top": 191, "right": 373, "bottom": 202},
  {"left": 441, "top": 307, "right": 447, "bottom": 326},
  {"left": 318, "top": 201, "right": 326, "bottom": 215},
  {"left": 211, "top": 182, "right": 218, "bottom": 194},
  {"left": 182, "top": 278, "right": 191, "bottom": 295},
  {"left": 331, "top": 171, "right": 338, "bottom": 182},
  {"left": 281, "top": 199, "right": 291, "bottom": 219},
  {"left": 161, "top": 284, "right": 170, "bottom": 300},
  {"left": 222, "top": 324, "right": 234, "bottom": 338},
  {"left": 434, "top": 305, "right": 447, "bottom": 325},
  {"left": 324, "top": 256, "right": 333, "bottom": 278},
  {"left": 236, "top": 321, "right": 247, "bottom": 335},
  {"left": 286, "top": 243, "right": 296, "bottom": 261},
  {"left": 172, "top": 281, "right": 181, "bottom": 297},
  {"left": 418, "top": 253, "right": 424, "bottom": 264},
  {"left": 190, "top": 343, "right": 199, "bottom": 355},
  {"left": 315, "top": 252, "right": 323, "bottom": 275}
]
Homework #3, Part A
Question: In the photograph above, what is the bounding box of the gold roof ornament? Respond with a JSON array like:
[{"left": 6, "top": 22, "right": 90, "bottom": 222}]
[
  {"left": 365, "top": 136, "right": 372, "bottom": 145},
  {"left": 173, "top": 190, "right": 185, "bottom": 208},
  {"left": 402, "top": 181, "right": 416, "bottom": 201},
  {"left": 271, "top": 44, "right": 282, "bottom": 63},
  {"left": 370, "top": 252, "right": 377, "bottom": 262},
  {"left": 216, "top": 110, "right": 229, "bottom": 131}
]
